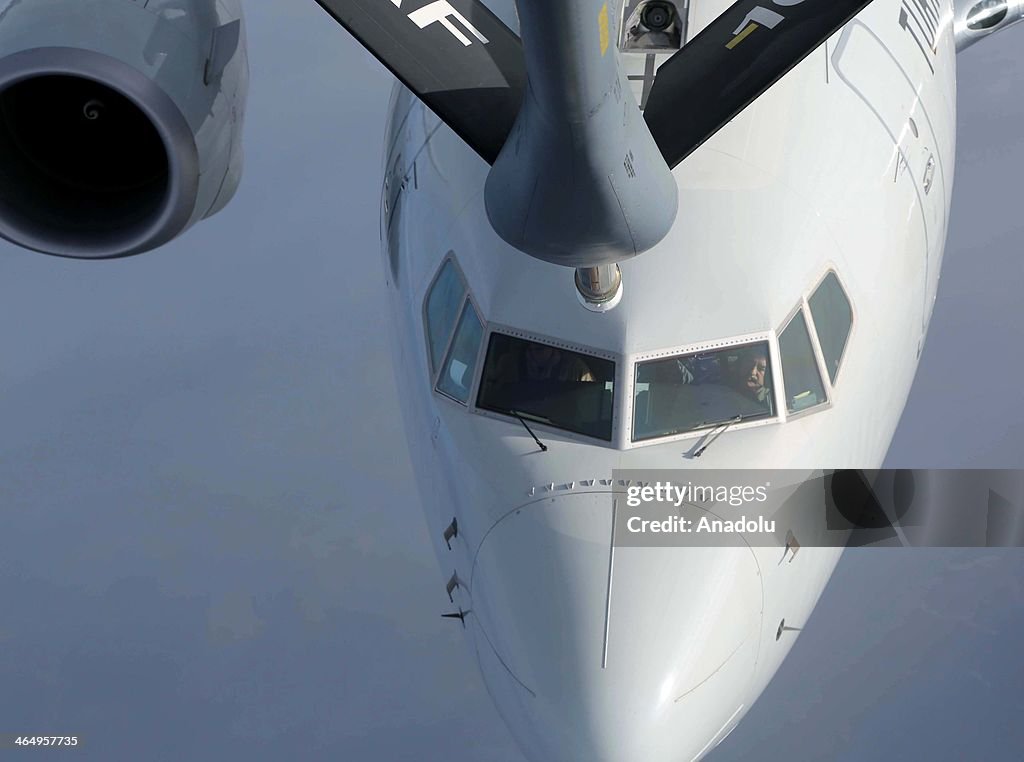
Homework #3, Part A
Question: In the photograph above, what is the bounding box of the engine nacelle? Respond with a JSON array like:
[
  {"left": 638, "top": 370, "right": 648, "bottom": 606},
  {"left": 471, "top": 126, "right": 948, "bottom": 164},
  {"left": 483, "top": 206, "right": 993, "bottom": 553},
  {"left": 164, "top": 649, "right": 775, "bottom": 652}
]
[
  {"left": 0, "top": 0, "right": 248, "bottom": 259},
  {"left": 953, "top": 0, "right": 1024, "bottom": 52}
]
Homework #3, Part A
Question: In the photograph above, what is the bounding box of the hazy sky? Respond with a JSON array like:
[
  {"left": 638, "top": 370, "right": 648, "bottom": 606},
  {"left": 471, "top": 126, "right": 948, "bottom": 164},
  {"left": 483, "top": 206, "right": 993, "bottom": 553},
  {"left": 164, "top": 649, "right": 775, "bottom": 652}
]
[{"left": 0, "top": 3, "right": 1022, "bottom": 760}]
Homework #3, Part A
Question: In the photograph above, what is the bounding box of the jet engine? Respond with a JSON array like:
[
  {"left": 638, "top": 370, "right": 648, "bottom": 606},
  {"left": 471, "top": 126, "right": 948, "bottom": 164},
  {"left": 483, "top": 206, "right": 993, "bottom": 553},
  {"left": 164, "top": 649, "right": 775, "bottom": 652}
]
[
  {"left": 953, "top": 0, "right": 1024, "bottom": 51},
  {"left": 0, "top": 0, "right": 248, "bottom": 259}
]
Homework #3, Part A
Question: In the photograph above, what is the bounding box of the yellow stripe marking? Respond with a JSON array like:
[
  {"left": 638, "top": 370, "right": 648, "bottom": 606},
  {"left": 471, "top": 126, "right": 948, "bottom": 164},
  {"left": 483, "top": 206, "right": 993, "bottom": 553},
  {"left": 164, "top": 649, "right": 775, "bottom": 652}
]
[
  {"left": 726, "top": 22, "right": 759, "bottom": 50},
  {"left": 599, "top": 3, "right": 610, "bottom": 56}
]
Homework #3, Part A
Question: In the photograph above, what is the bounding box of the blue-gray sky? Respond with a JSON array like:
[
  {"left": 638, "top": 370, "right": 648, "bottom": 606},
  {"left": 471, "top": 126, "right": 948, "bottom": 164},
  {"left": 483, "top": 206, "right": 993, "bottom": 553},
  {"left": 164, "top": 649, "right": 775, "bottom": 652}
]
[{"left": 0, "top": 3, "right": 1022, "bottom": 760}]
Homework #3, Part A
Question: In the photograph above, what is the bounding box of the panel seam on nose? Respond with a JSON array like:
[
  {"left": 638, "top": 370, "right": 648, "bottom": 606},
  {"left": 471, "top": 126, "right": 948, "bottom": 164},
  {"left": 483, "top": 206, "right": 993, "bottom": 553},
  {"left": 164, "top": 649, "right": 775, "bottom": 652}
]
[{"left": 602, "top": 498, "right": 617, "bottom": 669}]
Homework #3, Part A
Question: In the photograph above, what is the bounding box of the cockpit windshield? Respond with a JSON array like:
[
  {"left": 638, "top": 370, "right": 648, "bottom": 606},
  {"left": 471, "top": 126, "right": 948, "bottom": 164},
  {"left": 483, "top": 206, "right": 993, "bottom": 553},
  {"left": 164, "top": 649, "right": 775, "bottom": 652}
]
[
  {"left": 477, "top": 333, "right": 616, "bottom": 441},
  {"left": 632, "top": 341, "right": 775, "bottom": 441}
]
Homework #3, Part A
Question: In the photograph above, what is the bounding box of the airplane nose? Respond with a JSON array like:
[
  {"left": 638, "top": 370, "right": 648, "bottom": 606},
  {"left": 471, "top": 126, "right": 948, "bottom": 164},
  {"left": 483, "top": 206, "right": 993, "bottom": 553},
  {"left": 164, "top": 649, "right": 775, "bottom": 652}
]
[{"left": 469, "top": 492, "right": 764, "bottom": 761}]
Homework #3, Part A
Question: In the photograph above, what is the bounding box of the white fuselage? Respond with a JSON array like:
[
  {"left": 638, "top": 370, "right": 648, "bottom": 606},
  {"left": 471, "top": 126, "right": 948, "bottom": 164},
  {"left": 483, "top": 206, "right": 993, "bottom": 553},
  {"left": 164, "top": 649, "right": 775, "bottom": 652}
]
[{"left": 379, "top": 0, "right": 955, "bottom": 759}]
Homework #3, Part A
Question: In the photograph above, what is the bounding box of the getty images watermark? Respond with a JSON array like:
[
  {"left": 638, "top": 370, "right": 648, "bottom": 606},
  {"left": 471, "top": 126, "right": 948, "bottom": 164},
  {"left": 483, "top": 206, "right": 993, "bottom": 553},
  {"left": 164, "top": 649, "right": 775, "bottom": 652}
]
[{"left": 612, "top": 470, "right": 1024, "bottom": 548}]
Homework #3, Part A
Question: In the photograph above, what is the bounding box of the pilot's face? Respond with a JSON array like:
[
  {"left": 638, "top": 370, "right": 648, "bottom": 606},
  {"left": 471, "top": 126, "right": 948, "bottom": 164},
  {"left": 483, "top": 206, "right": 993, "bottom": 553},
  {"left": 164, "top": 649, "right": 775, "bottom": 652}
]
[
  {"left": 746, "top": 355, "right": 767, "bottom": 392},
  {"left": 525, "top": 345, "right": 561, "bottom": 379},
  {"left": 529, "top": 345, "right": 558, "bottom": 366}
]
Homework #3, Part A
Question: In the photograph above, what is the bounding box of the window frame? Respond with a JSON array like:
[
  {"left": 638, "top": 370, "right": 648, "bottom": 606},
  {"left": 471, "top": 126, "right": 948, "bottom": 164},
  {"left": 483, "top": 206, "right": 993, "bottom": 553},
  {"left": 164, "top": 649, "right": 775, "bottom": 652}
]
[
  {"left": 436, "top": 299, "right": 485, "bottom": 405},
  {"left": 420, "top": 261, "right": 855, "bottom": 441},
  {"left": 775, "top": 300, "right": 832, "bottom": 421},
  {"left": 804, "top": 267, "right": 856, "bottom": 391},
  {"left": 623, "top": 331, "right": 783, "bottom": 448},
  {"left": 422, "top": 253, "right": 486, "bottom": 407},
  {"left": 471, "top": 324, "right": 623, "bottom": 447}
]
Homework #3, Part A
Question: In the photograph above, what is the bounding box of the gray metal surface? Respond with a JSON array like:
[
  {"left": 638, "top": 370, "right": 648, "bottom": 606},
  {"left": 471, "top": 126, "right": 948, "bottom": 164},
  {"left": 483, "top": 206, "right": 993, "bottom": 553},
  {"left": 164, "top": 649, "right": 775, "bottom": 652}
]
[{"left": 484, "top": 0, "right": 678, "bottom": 267}]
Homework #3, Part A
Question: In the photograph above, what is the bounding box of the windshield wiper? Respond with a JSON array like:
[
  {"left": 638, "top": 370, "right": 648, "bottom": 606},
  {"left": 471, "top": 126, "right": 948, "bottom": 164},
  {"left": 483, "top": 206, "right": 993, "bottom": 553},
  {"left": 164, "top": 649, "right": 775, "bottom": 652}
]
[
  {"left": 511, "top": 410, "right": 548, "bottom": 452},
  {"left": 693, "top": 415, "right": 743, "bottom": 458}
]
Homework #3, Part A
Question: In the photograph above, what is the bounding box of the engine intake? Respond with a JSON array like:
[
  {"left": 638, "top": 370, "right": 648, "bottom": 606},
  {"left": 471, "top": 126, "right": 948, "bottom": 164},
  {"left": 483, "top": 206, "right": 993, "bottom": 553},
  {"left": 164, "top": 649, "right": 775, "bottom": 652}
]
[
  {"left": 0, "top": 50, "right": 199, "bottom": 259},
  {"left": 0, "top": 0, "right": 247, "bottom": 259}
]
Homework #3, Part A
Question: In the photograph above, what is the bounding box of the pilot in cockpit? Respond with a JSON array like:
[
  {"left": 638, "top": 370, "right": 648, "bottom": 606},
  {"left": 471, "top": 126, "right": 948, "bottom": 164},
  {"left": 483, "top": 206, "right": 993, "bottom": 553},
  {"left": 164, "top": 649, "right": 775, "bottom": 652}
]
[
  {"left": 523, "top": 344, "right": 563, "bottom": 380},
  {"left": 675, "top": 348, "right": 771, "bottom": 406},
  {"left": 496, "top": 342, "right": 595, "bottom": 383},
  {"left": 736, "top": 350, "right": 771, "bottom": 405},
  {"left": 524, "top": 344, "right": 595, "bottom": 382}
]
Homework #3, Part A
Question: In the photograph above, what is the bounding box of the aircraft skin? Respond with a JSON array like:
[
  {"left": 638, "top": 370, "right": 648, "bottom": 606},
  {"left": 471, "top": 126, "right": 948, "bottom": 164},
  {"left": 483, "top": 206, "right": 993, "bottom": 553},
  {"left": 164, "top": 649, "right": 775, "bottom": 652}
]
[
  {"left": 0, "top": 0, "right": 1014, "bottom": 759},
  {"left": 380, "top": 0, "right": 955, "bottom": 758}
]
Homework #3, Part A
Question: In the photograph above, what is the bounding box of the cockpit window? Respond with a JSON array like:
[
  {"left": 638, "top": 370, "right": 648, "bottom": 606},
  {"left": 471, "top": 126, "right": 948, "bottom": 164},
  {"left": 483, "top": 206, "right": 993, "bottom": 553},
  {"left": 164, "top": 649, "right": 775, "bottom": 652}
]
[
  {"left": 477, "top": 334, "right": 616, "bottom": 441},
  {"left": 778, "top": 311, "right": 827, "bottom": 413},
  {"left": 437, "top": 301, "right": 484, "bottom": 403},
  {"left": 808, "top": 272, "right": 853, "bottom": 384},
  {"left": 632, "top": 341, "right": 775, "bottom": 441},
  {"left": 425, "top": 258, "right": 466, "bottom": 373}
]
